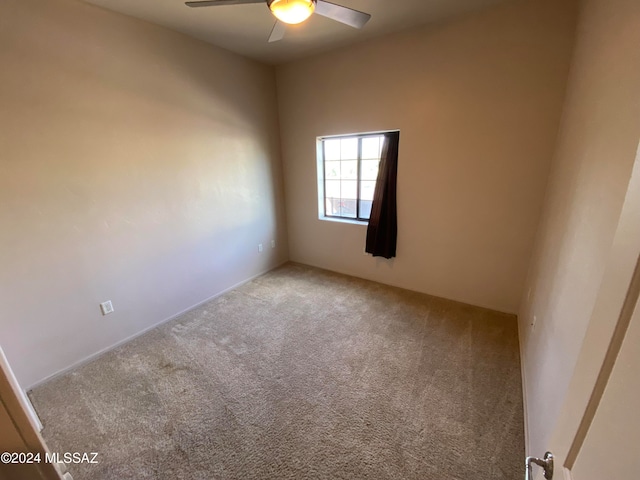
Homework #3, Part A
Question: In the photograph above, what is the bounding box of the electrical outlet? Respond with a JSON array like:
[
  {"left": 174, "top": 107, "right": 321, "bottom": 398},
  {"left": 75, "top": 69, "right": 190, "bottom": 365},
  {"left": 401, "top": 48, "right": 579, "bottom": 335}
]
[
  {"left": 258, "top": 243, "right": 263, "bottom": 252},
  {"left": 531, "top": 314, "right": 537, "bottom": 331},
  {"left": 100, "top": 300, "right": 114, "bottom": 316},
  {"left": 271, "top": 240, "right": 276, "bottom": 248}
]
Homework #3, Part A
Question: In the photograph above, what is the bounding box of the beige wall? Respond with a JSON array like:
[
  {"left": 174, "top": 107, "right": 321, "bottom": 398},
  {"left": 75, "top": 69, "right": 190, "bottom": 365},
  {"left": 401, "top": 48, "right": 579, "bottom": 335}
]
[
  {"left": 519, "top": 0, "right": 640, "bottom": 456},
  {"left": 276, "top": 0, "right": 577, "bottom": 314},
  {"left": 0, "top": 0, "right": 288, "bottom": 388}
]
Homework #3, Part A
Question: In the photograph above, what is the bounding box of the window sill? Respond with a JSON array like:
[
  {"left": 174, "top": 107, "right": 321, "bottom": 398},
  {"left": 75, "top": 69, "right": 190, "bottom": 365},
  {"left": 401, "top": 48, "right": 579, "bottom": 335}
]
[{"left": 319, "top": 216, "right": 368, "bottom": 226}]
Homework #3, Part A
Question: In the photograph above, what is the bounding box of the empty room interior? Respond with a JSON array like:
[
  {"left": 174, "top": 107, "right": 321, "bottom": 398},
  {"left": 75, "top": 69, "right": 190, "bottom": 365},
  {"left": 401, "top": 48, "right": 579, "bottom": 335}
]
[{"left": 1, "top": 0, "right": 639, "bottom": 479}]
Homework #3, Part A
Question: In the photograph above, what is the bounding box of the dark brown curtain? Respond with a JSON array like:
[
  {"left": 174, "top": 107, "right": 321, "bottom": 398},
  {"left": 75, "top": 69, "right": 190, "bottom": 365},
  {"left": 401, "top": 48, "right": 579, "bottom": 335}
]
[{"left": 365, "top": 131, "right": 399, "bottom": 259}]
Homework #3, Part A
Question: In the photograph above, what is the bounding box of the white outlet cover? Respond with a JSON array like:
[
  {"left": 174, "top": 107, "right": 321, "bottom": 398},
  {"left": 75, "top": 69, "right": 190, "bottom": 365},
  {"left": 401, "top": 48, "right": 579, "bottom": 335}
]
[
  {"left": 100, "top": 301, "right": 114, "bottom": 316},
  {"left": 258, "top": 243, "right": 263, "bottom": 252}
]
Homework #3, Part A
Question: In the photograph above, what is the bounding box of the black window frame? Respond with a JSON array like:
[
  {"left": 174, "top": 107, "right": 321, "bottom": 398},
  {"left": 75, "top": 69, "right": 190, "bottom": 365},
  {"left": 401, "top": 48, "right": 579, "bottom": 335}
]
[{"left": 318, "top": 132, "right": 386, "bottom": 223}]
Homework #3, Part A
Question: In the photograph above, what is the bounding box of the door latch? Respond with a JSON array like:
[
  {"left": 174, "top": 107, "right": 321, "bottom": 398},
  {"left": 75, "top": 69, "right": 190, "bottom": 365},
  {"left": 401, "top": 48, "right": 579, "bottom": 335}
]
[{"left": 525, "top": 451, "right": 554, "bottom": 480}]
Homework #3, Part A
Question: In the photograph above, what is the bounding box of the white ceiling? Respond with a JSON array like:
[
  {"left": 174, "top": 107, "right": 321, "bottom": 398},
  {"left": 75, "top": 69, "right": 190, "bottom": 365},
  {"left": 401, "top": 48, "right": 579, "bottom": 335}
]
[{"left": 83, "top": 0, "right": 513, "bottom": 65}]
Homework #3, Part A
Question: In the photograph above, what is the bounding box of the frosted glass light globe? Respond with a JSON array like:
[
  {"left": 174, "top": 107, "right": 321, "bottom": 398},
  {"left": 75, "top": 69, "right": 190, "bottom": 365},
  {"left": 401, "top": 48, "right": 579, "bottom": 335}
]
[{"left": 269, "top": 0, "right": 316, "bottom": 25}]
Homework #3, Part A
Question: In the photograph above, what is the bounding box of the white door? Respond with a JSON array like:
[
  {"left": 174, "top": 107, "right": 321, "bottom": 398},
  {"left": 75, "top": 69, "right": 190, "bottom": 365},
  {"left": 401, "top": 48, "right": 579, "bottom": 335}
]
[
  {"left": 0, "top": 350, "right": 64, "bottom": 480},
  {"left": 568, "top": 293, "right": 640, "bottom": 480},
  {"left": 536, "top": 146, "right": 640, "bottom": 480}
]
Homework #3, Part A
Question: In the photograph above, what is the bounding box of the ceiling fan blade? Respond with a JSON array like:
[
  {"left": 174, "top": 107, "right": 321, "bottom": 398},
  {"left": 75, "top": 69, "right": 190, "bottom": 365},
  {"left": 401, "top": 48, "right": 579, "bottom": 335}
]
[
  {"left": 185, "top": 0, "right": 263, "bottom": 7},
  {"left": 268, "top": 21, "right": 286, "bottom": 43},
  {"left": 314, "top": 0, "right": 371, "bottom": 29}
]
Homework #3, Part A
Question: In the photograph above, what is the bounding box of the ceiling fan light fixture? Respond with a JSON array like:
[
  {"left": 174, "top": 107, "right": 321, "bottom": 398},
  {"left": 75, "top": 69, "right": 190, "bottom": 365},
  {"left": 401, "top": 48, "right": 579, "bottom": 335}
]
[{"left": 268, "top": 0, "right": 316, "bottom": 25}]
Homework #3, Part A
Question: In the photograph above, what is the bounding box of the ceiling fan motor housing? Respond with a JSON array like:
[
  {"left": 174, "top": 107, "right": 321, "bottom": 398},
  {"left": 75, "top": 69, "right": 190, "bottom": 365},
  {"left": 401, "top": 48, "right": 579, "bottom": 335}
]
[{"left": 266, "top": 0, "right": 317, "bottom": 7}]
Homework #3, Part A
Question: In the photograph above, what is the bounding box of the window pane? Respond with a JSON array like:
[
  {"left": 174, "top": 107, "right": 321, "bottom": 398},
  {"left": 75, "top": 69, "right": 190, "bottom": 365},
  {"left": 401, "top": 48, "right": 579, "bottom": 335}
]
[
  {"left": 360, "top": 180, "right": 376, "bottom": 201},
  {"left": 326, "top": 198, "right": 340, "bottom": 216},
  {"left": 341, "top": 160, "right": 357, "bottom": 180},
  {"left": 324, "top": 139, "right": 341, "bottom": 161},
  {"left": 320, "top": 131, "right": 397, "bottom": 221},
  {"left": 361, "top": 159, "right": 379, "bottom": 181},
  {"left": 325, "top": 161, "right": 340, "bottom": 180},
  {"left": 341, "top": 180, "right": 357, "bottom": 200},
  {"left": 340, "top": 199, "right": 357, "bottom": 218},
  {"left": 340, "top": 138, "right": 358, "bottom": 160},
  {"left": 362, "top": 136, "right": 382, "bottom": 159},
  {"left": 326, "top": 180, "right": 340, "bottom": 198},
  {"left": 359, "top": 199, "right": 373, "bottom": 220}
]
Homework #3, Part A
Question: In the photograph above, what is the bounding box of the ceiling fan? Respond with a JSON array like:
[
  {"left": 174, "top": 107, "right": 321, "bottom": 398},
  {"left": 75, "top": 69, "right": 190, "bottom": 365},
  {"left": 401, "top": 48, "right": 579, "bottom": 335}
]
[{"left": 185, "top": 0, "right": 372, "bottom": 43}]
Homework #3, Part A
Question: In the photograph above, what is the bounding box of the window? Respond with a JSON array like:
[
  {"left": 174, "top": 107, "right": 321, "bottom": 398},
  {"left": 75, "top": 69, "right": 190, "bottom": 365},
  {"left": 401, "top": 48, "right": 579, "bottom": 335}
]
[{"left": 317, "top": 133, "right": 386, "bottom": 222}]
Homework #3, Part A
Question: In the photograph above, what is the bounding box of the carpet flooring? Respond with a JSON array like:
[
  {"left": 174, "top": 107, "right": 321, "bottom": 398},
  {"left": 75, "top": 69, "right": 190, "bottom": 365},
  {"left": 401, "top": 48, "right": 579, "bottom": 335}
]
[{"left": 30, "top": 263, "right": 524, "bottom": 479}]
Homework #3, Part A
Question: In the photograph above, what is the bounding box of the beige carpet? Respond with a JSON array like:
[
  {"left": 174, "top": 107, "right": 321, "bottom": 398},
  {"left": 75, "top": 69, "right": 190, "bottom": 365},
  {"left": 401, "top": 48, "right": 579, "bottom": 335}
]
[{"left": 30, "top": 263, "right": 524, "bottom": 479}]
